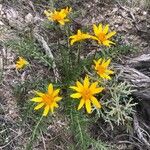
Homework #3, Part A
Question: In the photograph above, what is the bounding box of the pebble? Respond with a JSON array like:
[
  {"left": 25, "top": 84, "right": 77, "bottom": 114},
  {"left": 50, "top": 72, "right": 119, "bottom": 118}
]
[
  {"left": 0, "top": 21, "right": 4, "bottom": 25},
  {"left": 143, "top": 11, "right": 147, "bottom": 15},
  {"left": 0, "top": 4, "right": 2, "bottom": 11},
  {"left": 25, "top": 13, "right": 33, "bottom": 23}
]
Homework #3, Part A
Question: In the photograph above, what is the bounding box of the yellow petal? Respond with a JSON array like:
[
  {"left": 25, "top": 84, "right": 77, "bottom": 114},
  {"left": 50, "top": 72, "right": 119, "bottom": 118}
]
[
  {"left": 70, "top": 86, "right": 81, "bottom": 92},
  {"left": 101, "top": 58, "right": 106, "bottom": 65},
  {"left": 83, "top": 76, "right": 89, "bottom": 89},
  {"left": 70, "top": 39, "right": 76, "bottom": 45},
  {"left": 48, "top": 84, "right": 53, "bottom": 94},
  {"left": 105, "top": 69, "right": 114, "bottom": 74},
  {"left": 34, "top": 103, "right": 44, "bottom": 110},
  {"left": 44, "top": 10, "right": 50, "bottom": 17},
  {"left": 76, "top": 81, "right": 83, "bottom": 89},
  {"left": 16, "top": 64, "right": 22, "bottom": 69},
  {"left": 85, "top": 100, "right": 91, "bottom": 113},
  {"left": 59, "top": 20, "right": 65, "bottom": 25},
  {"left": 70, "top": 93, "right": 81, "bottom": 98},
  {"left": 69, "top": 35, "right": 76, "bottom": 39},
  {"left": 103, "top": 24, "right": 109, "bottom": 34},
  {"left": 77, "top": 30, "right": 81, "bottom": 35},
  {"left": 47, "top": 16, "right": 53, "bottom": 21},
  {"left": 101, "top": 74, "right": 111, "bottom": 80},
  {"left": 106, "top": 31, "right": 116, "bottom": 39},
  {"left": 103, "top": 59, "right": 111, "bottom": 68},
  {"left": 91, "top": 96, "right": 101, "bottom": 108},
  {"left": 83, "top": 33, "right": 91, "bottom": 39},
  {"left": 54, "top": 103, "right": 59, "bottom": 108},
  {"left": 15, "top": 57, "right": 28, "bottom": 69},
  {"left": 35, "top": 91, "right": 45, "bottom": 97},
  {"left": 31, "top": 97, "right": 43, "bottom": 102},
  {"left": 43, "top": 105, "right": 50, "bottom": 116},
  {"left": 98, "top": 23, "right": 102, "bottom": 33},
  {"left": 90, "top": 35, "right": 99, "bottom": 41},
  {"left": 54, "top": 96, "right": 62, "bottom": 101},
  {"left": 103, "top": 40, "right": 115, "bottom": 47},
  {"left": 92, "top": 87, "right": 104, "bottom": 94},
  {"left": 64, "top": 18, "right": 70, "bottom": 22},
  {"left": 89, "top": 82, "right": 98, "bottom": 91},
  {"left": 19, "top": 57, "right": 28, "bottom": 65},
  {"left": 94, "top": 58, "right": 101, "bottom": 65},
  {"left": 53, "top": 89, "right": 60, "bottom": 97},
  {"left": 93, "top": 24, "right": 99, "bottom": 36},
  {"left": 94, "top": 59, "right": 102, "bottom": 70},
  {"left": 50, "top": 105, "right": 54, "bottom": 113},
  {"left": 77, "top": 99, "right": 85, "bottom": 110},
  {"left": 97, "top": 39, "right": 102, "bottom": 45}
]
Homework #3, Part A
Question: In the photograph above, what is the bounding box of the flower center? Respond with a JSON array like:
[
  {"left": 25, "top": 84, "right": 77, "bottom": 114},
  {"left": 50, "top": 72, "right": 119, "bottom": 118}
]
[
  {"left": 82, "top": 89, "right": 92, "bottom": 100},
  {"left": 78, "top": 35, "right": 83, "bottom": 40},
  {"left": 53, "top": 14, "right": 64, "bottom": 21},
  {"left": 42, "top": 94, "right": 53, "bottom": 105},
  {"left": 97, "top": 66, "right": 106, "bottom": 74},
  {"left": 98, "top": 32, "right": 106, "bottom": 42}
]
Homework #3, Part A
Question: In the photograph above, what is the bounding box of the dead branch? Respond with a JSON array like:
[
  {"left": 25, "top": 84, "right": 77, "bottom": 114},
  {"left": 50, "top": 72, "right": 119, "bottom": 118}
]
[
  {"left": 33, "top": 31, "right": 60, "bottom": 82},
  {"left": 114, "top": 54, "right": 150, "bottom": 123},
  {"left": 114, "top": 65, "right": 150, "bottom": 89},
  {"left": 127, "top": 54, "right": 150, "bottom": 69},
  {"left": 133, "top": 114, "right": 150, "bottom": 148}
]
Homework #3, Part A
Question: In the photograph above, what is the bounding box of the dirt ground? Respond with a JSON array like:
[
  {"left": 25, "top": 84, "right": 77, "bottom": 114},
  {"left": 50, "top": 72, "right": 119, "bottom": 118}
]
[{"left": 0, "top": 0, "right": 150, "bottom": 149}]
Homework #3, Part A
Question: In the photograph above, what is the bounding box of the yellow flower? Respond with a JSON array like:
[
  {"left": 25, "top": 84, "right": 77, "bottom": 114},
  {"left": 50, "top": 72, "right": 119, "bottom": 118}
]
[
  {"left": 44, "top": 7, "right": 71, "bottom": 25},
  {"left": 31, "top": 84, "right": 62, "bottom": 116},
  {"left": 63, "top": 7, "right": 72, "bottom": 15},
  {"left": 16, "top": 57, "right": 29, "bottom": 69},
  {"left": 70, "top": 76, "right": 104, "bottom": 113},
  {"left": 94, "top": 58, "right": 114, "bottom": 80},
  {"left": 69, "top": 30, "right": 91, "bottom": 45},
  {"left": 91, "top": 23, "right": 116, "bottom": 47}
]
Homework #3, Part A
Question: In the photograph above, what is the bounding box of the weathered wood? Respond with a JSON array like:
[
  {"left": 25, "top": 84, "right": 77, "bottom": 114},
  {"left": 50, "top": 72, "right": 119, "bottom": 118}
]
[
  {"left": 115, "top": 53, "right": 150, "bottom": 87},
  {"left": 115, "top": 54, "right": 150, "bottom": 122},
  {"left": 115, "top": 65, "right": 150, "bottom": 89},
  {"left": 128, "top": 54, "right": 150, "bottom": 68}
]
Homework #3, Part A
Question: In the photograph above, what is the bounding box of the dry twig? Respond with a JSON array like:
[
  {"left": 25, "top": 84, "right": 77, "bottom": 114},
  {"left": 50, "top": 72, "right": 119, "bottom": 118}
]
[
  {"left": 33, "top": 31, "right": 60, "bottom": 82},
  {"left": 133, "top": 114, "right": 150, "bottom": 148}
]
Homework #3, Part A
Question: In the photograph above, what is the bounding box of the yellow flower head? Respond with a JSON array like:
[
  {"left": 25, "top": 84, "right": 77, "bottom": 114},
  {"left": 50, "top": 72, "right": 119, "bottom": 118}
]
[
  {"left": 31, "top": 84, "right": 62, "bottom": 116},
  {"left": 69, "top": 30, "right": 91, "bottom": 45},
  {"left": 16, "top": 57, "right": 28, "bottom": 69},
  {"left": 44, "top": 7, "right": 71, "bottom": 25},
  {"left": 91, "top": 23, "right": 116, "bottom": 47},
  {"left": 94, "top": 58, "right": 114, "bottom": 80},
  {"left": 63, "top": 7, "right": 72, "bottom": 15},
  {"left": 70, "top": 76, "right": 104, "bottom": 113}
]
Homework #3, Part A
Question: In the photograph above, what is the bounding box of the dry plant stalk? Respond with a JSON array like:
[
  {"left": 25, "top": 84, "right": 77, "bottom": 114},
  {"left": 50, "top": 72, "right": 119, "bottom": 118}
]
[{"left": 33, "top": 32, "right": 60, "bottom": 82}]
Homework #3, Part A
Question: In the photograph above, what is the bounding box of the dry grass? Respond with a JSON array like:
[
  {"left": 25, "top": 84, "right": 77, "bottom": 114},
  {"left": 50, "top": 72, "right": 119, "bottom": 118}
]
[
  {"left": 0, "top": 0, "right": 150, "bottom": 149},
  {"left": 117, "top": 0, "right": 150, "bottom": 8}
]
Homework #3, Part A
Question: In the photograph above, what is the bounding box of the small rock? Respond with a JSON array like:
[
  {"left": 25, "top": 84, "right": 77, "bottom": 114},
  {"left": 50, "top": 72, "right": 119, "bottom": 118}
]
[
  {"left": 143, "top": 11, "right": 147, "bottom": 15},
  {"left": 25, "top": 13, "right": 33, "bottom": 24},
  {"left": 0, "top": 4, "right": 2, "bottom": 11},
  {"left": 115, "top": 24, "right": 119, "bottom": 28},
  {"left": 112, "top": 7, "right": 118, "bottom": 13},
  {"left": 6, "top": 8, "right": 18, "bottom": 20},
  {"left": 0, "top": 57, "right": 3, "bottom": 70},
  {"left": 0, "top": 21, "right": 4, "bottom": 26},
  {"left": 1, "top": 11, "right": 4, "bottom": 16}
]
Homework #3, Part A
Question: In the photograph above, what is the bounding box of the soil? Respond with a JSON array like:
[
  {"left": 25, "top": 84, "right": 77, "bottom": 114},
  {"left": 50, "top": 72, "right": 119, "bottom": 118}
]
[{"left": 0, "top": 0, "right": 150, "bottom": 149}]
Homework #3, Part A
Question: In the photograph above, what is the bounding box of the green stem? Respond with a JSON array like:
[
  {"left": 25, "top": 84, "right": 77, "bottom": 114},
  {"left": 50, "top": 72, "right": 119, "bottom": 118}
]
[
  {"left": 26, "top": 115, "right": 44, "bottom": 150},
  {"left": 76, "top": 116, "right": 84, "bottom": 146},
  {"left": 76, "top": 43, "right": 81, "bottom": 64},
  {"left": 76, "top": 48, "right": 81, "bottom": 64},
  {"left": 65, "top": 25, "right": 72, "bottom": 66},
  {"left": 93, "top": 47, "right": 98, "bottom": 60}
]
